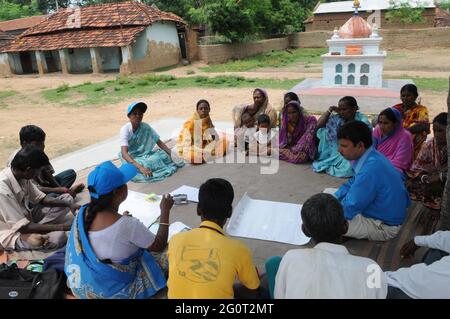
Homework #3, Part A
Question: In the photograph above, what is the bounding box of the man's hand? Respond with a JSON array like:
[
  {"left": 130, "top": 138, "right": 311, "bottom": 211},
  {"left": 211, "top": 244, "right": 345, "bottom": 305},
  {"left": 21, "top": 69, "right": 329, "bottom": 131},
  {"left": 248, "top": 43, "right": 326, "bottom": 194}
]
[
  {"left": 400, "top": 239, "right": 419, "bottom": 259},
  {"left": 69, "top": 203, "right": 80, "bottom": 215},
  {"left": 61, "top": 223, "right": 72, "bottom": 231},
  {"left": 68, "top": 183, "right": 85, "bottom": 197}
]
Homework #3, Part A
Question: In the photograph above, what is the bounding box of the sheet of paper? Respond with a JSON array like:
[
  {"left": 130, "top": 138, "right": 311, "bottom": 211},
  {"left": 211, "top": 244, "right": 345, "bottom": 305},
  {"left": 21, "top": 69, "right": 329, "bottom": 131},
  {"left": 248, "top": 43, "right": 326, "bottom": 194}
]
[
  {"left": 118, "top": 190, "right": 161, "bottom": 228},
  {"left": 170, "top": 185, "right": 199, "bottom": 202},
  {"left": 149, "top": 221, "right": 191, "bottom": 241},
  {"left": 226, "top": 193, "right": 309, "bottom": 245}
]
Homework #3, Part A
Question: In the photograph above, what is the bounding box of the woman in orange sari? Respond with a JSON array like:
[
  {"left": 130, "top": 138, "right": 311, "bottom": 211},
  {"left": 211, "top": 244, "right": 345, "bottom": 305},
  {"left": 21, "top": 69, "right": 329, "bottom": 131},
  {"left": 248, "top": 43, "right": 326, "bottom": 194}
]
[
  {"left": 177, "top": 99, "right": 228, "bottom": 164},
  {"left": 393, "top": 84, "right": 430, "bottom": 159}
]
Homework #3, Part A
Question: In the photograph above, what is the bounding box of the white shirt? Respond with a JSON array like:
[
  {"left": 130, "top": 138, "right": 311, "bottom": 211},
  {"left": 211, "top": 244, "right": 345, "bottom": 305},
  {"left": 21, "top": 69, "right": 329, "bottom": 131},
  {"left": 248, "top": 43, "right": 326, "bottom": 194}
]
[
  {"left": 0, "top": 168, "right": 46, "bottom": 249},
  {"left": 274, "top": 242, "right": 387, "bottom": 299},
  {"left": 385, "top": 231, "right": 450, "bottom": 299},
  {"left": 89, "top": 215, "right": 155, "bottom": 263},
  {"left": 119, "top": 123, "right": 134, "bottom": 147}
]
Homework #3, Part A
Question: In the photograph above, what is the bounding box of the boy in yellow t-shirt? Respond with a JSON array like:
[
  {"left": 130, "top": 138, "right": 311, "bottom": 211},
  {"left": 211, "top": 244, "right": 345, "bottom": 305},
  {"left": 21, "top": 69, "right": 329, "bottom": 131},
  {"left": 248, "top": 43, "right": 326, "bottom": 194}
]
[{"left": 168, "top": 178, "right": 260, "bottom": 299}]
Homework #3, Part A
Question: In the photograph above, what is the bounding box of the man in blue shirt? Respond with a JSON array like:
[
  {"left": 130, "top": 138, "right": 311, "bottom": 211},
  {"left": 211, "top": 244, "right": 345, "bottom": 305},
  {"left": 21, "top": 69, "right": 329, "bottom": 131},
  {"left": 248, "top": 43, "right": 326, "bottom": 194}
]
[{"left": 334, "top": 120, "right": 410, "bottom": 241}]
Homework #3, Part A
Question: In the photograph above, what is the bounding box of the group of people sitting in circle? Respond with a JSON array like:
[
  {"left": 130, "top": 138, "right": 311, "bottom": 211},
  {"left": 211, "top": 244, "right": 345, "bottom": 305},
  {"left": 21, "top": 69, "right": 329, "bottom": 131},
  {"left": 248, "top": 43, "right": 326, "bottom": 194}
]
[{"left": 0, "top": 82, "right": 448, "bottom": 299}]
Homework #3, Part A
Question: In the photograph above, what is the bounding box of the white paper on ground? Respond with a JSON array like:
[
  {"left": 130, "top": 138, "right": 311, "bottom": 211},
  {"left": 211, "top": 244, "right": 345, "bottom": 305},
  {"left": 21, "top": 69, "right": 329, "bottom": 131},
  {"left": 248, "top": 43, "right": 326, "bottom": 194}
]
[
  {"left": 323, "top": 188, "right": 338, "bottom": 196},
  {"left": 118, "top": 190, "right": 161, "bottom": 228},
  {"left": 226, "top": 193, "right": 309, "bottom": 245},
  {"left": 149, "top": 221, "right": 191, "bottom": 241},
  {"left": 170, "top": 185, "right": 199, "bottom": 202}
]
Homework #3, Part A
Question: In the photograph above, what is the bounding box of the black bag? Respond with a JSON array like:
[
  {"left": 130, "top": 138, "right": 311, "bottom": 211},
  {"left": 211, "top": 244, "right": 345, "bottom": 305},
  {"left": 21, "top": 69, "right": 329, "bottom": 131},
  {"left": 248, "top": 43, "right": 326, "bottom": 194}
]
[{"left": 0, "top": 263, "right": 66, "bottom": 299}]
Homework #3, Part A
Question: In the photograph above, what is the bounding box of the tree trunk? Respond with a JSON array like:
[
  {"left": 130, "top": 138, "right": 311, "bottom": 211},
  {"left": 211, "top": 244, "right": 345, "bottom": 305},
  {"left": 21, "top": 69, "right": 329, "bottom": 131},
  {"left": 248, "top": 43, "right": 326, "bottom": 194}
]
[{"left": 439, "top": 76, "right": 450, "bottom": 230}]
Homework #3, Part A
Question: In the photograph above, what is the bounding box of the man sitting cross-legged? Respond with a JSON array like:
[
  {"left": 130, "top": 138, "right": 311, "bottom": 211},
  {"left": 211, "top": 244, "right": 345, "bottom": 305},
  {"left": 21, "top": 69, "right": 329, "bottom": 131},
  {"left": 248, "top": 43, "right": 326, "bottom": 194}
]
[
  {"left": 334, "top": 120, "right": 411, "bottom": 241},
  {"left": 0, "top": 146, "right": 79, "bottom": 251},
  {"left": 272, "top": 193, "right": 387, "bottom": 299}
]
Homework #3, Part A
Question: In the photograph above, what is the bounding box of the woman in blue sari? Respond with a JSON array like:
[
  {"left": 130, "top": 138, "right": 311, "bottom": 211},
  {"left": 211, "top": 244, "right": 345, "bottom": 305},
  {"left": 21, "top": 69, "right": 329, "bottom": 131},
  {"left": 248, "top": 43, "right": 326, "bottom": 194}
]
[
  {"left": 65, "top": 161, "right": 173, "bottom": 299},
  {"left": 119, "top": 101, "right": 184, "bottom": 182},
  {"left": 312, "top": 96, "right": 371, "bottom": 178}
]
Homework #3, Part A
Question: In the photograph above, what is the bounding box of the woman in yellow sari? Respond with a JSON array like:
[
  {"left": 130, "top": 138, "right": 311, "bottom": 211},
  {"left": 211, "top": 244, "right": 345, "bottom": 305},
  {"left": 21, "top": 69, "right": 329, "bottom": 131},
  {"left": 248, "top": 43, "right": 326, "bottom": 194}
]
[
  {"left": 393, "top": 84, "right": 430, "bottom": 159},
  {"left": 177, "top": 99, "right": 228, "bottom": 164}
]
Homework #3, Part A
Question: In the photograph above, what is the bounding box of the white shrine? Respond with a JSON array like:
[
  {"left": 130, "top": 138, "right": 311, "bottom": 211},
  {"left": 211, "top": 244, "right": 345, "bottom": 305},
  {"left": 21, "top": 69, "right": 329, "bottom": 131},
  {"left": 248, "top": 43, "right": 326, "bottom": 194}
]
[
  {"left": 321, "top": 0, "right": 386, "bottom": 88},
  {"left": 291, "top": 0, "right": 412, "bottom": 114}
]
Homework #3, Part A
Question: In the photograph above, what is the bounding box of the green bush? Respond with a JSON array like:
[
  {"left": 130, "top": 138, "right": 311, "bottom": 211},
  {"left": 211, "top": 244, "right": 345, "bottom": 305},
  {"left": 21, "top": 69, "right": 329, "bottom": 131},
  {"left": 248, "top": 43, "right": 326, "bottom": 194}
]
[{"left": 386, "top": 0, "right": 425, "bottom": 24}]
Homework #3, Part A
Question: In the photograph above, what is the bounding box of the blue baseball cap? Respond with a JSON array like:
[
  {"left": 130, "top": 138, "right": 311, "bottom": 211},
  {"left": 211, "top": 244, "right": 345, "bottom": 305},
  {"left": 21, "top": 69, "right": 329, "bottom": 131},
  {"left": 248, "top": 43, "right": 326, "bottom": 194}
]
[
  {"left": 87, "top": 161, "right": 138, "bottom": 199},
  {"left": 127, "top": 101, "right": 147, "bottom": 115}
]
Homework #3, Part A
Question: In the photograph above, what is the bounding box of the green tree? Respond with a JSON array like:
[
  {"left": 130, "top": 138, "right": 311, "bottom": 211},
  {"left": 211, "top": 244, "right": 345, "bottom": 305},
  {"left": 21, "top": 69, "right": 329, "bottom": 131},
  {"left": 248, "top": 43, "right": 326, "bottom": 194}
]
[
  {"left": 0, "top": 0, "right": 41, "bottom": 21},
  {"left": 264, "top": 0, "right": 311, "bottom": 34},
  {"left": 386, "top": 0, "right": 425, "bottom": 24},
  {"left": 143, "top": 0, "right": 199, "bottom": 22}
]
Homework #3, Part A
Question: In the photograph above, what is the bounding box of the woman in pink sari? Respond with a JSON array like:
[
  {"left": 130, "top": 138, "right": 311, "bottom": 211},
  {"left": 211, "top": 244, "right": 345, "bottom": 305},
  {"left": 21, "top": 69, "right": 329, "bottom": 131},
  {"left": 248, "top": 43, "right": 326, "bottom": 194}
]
[
  {"left": 279, "top": 100, "right": 317, "bottom": 164},
  {"left": 373, "top": 107, "right": 413, "bottom": 179}
]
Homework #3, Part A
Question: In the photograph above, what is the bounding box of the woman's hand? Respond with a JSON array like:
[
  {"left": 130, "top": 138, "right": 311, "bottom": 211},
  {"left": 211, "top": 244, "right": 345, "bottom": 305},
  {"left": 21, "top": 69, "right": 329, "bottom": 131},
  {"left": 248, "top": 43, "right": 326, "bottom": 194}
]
[
  {"left": 159, "top": 194, "right": 174, "bottom": 223},
  {"left": 329, "top": 106, "right": 339, "bottom": 113},
  {"left": 138, "top": 165, "right": 152, "bottom": 178},
  {"left": 160, "top": 194, "right": 174, "bottom": 213}
]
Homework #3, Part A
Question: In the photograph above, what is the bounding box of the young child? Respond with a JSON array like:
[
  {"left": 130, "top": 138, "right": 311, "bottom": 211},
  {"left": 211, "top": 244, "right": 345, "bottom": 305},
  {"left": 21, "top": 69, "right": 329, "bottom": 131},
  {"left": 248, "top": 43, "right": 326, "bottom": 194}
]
[
  {"left": 251, "top": 114, "right": 272, "bottom": 156},
  {"left": 234, "top": 111, "right": 256, "bottom": 155}
]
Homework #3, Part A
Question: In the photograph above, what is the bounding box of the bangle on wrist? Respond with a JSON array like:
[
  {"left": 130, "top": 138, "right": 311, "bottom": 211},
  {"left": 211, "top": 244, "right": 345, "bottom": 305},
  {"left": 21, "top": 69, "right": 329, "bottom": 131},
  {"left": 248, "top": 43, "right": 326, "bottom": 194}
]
[
  {"left": 159, "top": 222, "right": 169, "bottom": 226},
  {"left": 62, "top": 187, "right": 68, "bottom": 193}
]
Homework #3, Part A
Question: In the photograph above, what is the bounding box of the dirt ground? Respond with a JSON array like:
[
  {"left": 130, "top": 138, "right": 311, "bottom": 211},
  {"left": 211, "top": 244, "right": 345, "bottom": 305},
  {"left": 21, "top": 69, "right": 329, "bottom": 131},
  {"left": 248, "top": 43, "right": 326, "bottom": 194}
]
[{"left": 0, "top": 48, "right": 448, "bottom": 167}]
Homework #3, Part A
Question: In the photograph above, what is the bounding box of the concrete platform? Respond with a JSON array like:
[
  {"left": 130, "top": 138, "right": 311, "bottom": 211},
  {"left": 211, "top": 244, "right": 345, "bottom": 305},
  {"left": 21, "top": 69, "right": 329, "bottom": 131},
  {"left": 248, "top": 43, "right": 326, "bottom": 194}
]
[
  {"left": 51, "top": 117, "right": 234, "bottom": 174},
  {"left": 74, "top": 152, "right": 343, "bottom": 269},
  {"left": 291, "top": 78, "right": 413, "bottom": 114},
  {"left": 58, "top": 117, "right": 422, "bottom": 272}
]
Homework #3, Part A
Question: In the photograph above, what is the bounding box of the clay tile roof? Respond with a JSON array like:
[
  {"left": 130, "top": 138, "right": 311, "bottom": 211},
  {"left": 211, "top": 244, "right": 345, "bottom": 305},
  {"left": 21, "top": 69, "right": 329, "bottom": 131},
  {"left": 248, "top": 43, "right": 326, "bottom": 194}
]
[
  {"left": 338, "top": 14, "right": 372, "bottom": 39},
  {"left": 23, "top": 1, "right": 185, "bottom": 36},
  {"left": 0, "top": 15, "right": 46, "bottom": 32},
  {"left": 0, "top": 29, "right": 14, "bottom": 41},
  {"left": 0, "top": 1, "right": 185, "bottom": 52},
  {"left": 4, "top": 26, "right": 146, "bottom": 52}
]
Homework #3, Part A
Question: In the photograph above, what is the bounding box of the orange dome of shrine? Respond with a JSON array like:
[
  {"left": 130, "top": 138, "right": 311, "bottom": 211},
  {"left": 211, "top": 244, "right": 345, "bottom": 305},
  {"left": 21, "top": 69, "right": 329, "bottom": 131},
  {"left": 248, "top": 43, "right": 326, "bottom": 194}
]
[{"left": 338, "top": 14, "right": 372, "bottom": 39}]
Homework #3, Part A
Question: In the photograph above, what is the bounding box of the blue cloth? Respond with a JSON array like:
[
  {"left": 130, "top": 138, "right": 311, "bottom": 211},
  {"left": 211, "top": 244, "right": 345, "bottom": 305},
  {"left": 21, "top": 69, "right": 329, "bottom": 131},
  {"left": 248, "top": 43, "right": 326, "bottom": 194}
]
[
  {"left": 265, "top": 256, "right": 282, "bottom": 299},
  {"left": 64, "top": 205, "right": 166, "bottom": 299},
  {"left": 334, "top": 147, "right": 411, "bottom": 226},
  {"left": 312, "top": 112, "right": 372, "bottom": 178},
  {"left": 119, "top": 122, "right": 184, "bottom": 183}
]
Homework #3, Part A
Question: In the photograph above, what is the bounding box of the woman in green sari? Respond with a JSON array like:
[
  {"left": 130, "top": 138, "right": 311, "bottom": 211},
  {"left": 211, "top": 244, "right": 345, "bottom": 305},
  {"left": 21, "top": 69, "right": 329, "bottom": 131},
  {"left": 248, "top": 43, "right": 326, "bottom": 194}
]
[{"left": 119, "top": 102, "right": 184, "bottom": 182}]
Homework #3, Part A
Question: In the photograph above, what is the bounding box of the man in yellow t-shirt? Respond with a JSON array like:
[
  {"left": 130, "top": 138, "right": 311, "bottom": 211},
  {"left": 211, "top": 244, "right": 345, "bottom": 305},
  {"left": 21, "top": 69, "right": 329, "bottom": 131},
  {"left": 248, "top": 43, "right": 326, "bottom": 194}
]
[{"left": 168, "top": 178, "right": 260, "bottom": 299}]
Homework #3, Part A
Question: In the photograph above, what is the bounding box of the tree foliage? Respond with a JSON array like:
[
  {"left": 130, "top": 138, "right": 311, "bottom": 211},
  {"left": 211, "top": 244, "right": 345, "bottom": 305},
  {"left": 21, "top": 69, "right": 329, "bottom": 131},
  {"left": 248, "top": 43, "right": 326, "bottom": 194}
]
[
  {"left": 0, "top": 0, "right": 41, "bottom": 20},
  {"left": 386, "top": 0, "right": 425, "bottom": 24}
]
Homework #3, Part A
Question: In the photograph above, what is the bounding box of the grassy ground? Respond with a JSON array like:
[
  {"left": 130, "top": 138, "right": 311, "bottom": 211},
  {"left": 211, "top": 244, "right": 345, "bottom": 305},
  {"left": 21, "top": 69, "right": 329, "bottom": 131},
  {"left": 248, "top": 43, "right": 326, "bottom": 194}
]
[
  {"left": 201, "top": 48, "right": 327, "bottom": 72},
  {"left": 0, "top": 90, "right": 16, "bottom": 108},
  {"left": 43, "top": 75, "right": 303, "bottom": 106},
  {"left": 408, "top": 77, "right": 449, "bottom": 92}
]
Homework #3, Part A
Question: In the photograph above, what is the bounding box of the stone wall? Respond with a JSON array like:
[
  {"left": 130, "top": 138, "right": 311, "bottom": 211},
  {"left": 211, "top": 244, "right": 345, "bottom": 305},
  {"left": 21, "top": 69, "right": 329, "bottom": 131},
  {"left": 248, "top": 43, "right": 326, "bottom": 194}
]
[
  {"left": 198, "top": 37, "right": 289, "bottom": 64},
  {"left": 305, "top": 9, "right": 436, "bottom": 32},
  {"left": 292, "top": 27, "right": 450, "bottom": 50},
  {"left": 186, "top": 27, "right": 199, "bottom": 62}
]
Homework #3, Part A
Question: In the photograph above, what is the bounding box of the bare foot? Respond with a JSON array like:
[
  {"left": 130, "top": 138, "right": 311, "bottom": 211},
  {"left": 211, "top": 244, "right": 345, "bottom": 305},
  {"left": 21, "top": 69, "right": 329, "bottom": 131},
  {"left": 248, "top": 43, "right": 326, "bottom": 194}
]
[{"left": 22, "top": 234, "right": 49, "bottom": 248}]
